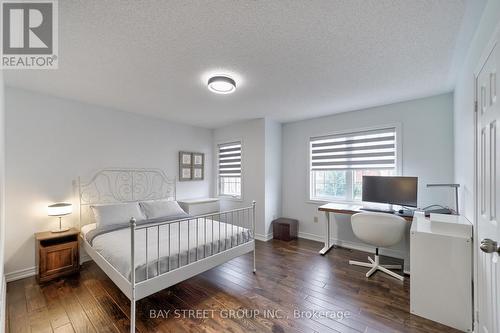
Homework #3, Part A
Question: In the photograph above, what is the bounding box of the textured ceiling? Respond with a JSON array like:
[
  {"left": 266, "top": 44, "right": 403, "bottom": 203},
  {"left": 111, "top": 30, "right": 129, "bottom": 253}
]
[{"left": 5, "top": 0, "right": 481, "bottom": 128}]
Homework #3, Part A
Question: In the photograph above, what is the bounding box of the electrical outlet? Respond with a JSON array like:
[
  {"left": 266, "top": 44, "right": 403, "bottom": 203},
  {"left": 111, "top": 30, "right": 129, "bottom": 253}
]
[{"left": 313, "top": 216, "right": 319, "bottom": 223}]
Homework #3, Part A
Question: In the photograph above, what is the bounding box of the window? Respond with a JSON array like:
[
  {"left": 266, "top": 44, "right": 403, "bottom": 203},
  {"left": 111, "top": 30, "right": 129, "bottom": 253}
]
[
  {"left": 310, "top": 127, "right": 398, "bottom": 202},
  {"left": 218, "top": 141, "right": 242, "bottom": 198}
]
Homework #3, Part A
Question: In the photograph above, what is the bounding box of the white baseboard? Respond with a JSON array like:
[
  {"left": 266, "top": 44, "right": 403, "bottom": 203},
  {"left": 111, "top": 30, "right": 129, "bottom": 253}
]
[
  {"left": 253, "top": 230, "right": 406, "bottom": 260},
  {"left": 255, "top": 232, "right": 273, "bottom": 241},
  {"left": 297, "top": 231, "right": 323, "bottom": 243},
  {"left": 80, "top": 252, "right": 92, "bottom": 264},
  {"left": 298, "top": 231, "right": 406, "bottom": 260},
  {"left": 5, "top": 266, "right": 36, "bottom": 282},
  {"left": 5, "top": 253, "right": 93, "bottom": 284}
]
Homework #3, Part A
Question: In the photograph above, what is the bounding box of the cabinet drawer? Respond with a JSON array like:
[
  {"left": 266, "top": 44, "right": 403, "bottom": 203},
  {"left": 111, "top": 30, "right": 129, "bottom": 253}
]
[
  {"left": 410, "top": 231, "right": 472, "bottom": 331},
  {"left": 39, "top": 241, "right": 78, "bottom": 282}
]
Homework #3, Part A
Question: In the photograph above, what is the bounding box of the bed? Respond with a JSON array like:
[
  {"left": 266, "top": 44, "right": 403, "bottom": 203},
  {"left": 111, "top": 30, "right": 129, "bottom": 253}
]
[{"left": 77, "top": 168, "right": 256, "bottom": 333}]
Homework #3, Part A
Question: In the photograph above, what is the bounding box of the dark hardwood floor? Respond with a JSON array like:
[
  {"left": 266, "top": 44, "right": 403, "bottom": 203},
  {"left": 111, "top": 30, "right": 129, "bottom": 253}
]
[{"left": 6, "top": 239, "right": 461, "bottom": 333}]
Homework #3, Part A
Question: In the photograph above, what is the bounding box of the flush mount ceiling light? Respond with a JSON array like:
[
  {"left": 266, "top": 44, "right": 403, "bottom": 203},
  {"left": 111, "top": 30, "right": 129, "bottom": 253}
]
[{"left": 207, "top": 75, "right": 236, "bottom": 94}]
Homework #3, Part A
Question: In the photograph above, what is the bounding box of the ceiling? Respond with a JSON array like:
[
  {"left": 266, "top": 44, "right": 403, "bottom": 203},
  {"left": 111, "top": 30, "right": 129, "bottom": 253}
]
[{"left": 4, "top": 0, "right": 484, "bottom": 128}]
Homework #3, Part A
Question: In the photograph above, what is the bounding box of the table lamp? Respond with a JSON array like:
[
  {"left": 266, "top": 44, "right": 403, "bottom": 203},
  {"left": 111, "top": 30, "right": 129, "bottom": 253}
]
[
  {"left": 426, "top": 183, "right": 460, "bottom": 215},
  {"left": 48, "top": 203, "right": 72, "bottom": 232}
]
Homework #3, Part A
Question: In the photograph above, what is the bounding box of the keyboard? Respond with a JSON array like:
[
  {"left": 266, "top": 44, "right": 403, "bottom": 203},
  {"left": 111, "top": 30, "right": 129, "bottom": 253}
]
[
  {"left": 398, "top": 210, "right": 415, "bottom": 218},
  {"left": 359, "top": 207, "right": 395, "bottom": 214}
]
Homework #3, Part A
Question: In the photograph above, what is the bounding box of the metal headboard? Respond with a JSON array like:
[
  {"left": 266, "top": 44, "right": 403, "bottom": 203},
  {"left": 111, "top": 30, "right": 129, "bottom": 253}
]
[{"left": 78, "top": 168, "right": 176, "bottom": 228}]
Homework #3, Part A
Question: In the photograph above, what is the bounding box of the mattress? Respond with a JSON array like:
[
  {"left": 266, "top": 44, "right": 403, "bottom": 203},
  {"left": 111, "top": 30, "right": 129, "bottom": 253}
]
[{"left": 82, "top": 219, "right": 251, "bottom": 282}]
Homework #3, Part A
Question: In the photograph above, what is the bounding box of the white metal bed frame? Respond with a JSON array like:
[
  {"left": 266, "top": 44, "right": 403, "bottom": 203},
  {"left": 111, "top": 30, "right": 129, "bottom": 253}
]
[{"left": 77, "top": 168, "right": 256, "bottom": 333}]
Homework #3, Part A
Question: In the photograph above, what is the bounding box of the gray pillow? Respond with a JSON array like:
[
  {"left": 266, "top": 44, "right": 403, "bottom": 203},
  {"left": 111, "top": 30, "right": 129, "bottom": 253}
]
[
  {"left": 139, "top": 199, "right": 187, "bottom": 219},
  {"left": 91, "top": 202, "right": 146, "bottom": 228}
]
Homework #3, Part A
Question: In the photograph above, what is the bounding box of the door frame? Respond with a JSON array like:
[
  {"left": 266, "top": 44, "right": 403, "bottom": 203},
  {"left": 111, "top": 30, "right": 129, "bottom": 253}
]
[{"left": 473, "top": 23, "right": 500, "bottom": 331}]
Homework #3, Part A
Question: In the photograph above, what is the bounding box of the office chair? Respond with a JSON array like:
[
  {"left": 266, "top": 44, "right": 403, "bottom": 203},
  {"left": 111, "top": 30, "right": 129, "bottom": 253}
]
[{"left": 349, "top": 212, "right": 406, "bottom": 281}]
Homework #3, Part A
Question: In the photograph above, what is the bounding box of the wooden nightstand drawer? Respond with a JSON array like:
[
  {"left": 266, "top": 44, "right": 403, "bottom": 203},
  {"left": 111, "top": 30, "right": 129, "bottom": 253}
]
[
  {"left": 40, "top": 241, "right": 78, "bottom": 276},
  {"left": 35, "top": 228, "right": 80, "bottom": 283}
]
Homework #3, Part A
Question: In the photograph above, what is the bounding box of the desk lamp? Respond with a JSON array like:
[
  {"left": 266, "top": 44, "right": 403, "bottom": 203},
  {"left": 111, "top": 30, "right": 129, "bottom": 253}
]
[{"left": 426, "top": 184, "right": 460, "bottom": 215}]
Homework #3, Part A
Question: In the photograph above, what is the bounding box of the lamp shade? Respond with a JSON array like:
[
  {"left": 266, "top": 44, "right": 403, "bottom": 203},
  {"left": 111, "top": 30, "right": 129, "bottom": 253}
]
[{"left": 48, "top": 203, "right": 72, "bottom": 216}]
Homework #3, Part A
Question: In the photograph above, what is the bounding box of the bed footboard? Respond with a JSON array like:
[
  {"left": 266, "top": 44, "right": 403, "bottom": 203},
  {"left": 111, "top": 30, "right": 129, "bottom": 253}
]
[{"left": 129, "top": 201, "right": 256, "bottom": 333}]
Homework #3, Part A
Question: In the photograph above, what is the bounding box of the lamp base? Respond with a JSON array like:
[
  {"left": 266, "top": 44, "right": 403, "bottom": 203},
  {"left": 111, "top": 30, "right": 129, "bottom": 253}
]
[
  {"left": 51, "top": 227, "right": 70, "bottom": 233},
  {"left": 52, "top": 216, "right": 69, "bottom": 233}
]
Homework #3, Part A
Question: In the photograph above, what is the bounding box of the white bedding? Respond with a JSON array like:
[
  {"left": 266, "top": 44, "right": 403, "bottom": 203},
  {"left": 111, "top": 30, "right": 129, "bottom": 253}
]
[{"left": 82, "top": 219, "right": 251, "bottom": 282}]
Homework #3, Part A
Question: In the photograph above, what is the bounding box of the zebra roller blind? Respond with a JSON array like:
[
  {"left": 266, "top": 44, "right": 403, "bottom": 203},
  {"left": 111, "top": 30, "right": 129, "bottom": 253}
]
[
  {"left": 218, "top": 142, "right": 242, "bottom": 177},
  {"left": 310, "top": 128, "right": 397, "bottom": 170}
]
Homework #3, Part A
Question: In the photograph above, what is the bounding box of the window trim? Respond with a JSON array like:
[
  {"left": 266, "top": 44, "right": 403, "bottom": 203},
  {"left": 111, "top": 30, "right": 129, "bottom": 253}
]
[
  {"left": 307, "top": 123, "right": 402, "bottom": 204},
  {"left": 216, "top": 139, "right": 244, "bottom": 201}
]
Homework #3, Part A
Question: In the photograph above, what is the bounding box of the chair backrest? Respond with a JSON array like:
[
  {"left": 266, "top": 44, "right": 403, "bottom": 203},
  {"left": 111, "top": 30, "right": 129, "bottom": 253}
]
[{"left": 351, "top": 212, "right": 406, "bottom": 248}]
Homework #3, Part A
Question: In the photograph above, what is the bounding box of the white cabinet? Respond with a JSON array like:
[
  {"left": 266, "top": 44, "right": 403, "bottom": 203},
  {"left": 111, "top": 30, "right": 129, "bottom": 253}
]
[
  {"left": 410, "top": 212, "right": 473, "bottom": 332},
  {"left": 177, "top": 198, "right": 220, "bottom": 216}
]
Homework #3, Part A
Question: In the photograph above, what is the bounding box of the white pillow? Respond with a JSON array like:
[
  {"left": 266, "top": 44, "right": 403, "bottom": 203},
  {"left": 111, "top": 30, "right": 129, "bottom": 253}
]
[
  {"left": 139, "top": 199, "right": 187, "bottom": 219},
  {"left": 80, "top": 223, "right": 96, "bottom": 236},
  {"left": 91, "top": 202, "right": 146, "bottom": 228}
]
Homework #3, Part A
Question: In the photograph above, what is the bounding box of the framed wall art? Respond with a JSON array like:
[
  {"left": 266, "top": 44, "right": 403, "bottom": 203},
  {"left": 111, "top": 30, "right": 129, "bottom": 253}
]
[
  {"left": 193, "top": 153, "right": 204, "bottom": 166},
  {"left": 180, "top": 152, "right": 192, "bottom": 165},
  {"left": 193, "top": 166, "right": 204, "bottom": 180},
  {"left": 179, "top": 151, "right": 192, "bottom": 181},
  {"left": 179, "top": 151, "right": 205, "bottom": 181}
]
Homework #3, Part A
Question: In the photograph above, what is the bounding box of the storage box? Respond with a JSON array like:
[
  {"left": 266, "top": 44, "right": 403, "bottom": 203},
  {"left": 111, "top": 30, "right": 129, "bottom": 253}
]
[
  {"left": 178, "top": 198, "right": 220, "bottom": 216},
  {"left": 272, "top": 218, "right": 298, "bottom": 241}
]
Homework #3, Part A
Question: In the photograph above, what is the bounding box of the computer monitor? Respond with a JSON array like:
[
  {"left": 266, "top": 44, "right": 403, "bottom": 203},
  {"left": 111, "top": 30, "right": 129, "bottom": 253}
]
[{"left": 362, "top": 176, "right": 418, "bottom": 208}]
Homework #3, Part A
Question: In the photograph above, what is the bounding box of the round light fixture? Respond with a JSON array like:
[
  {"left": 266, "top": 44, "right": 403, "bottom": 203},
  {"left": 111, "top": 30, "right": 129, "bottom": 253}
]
[{"left": 207, "top": 75, "right": 236, "bottom": 94}]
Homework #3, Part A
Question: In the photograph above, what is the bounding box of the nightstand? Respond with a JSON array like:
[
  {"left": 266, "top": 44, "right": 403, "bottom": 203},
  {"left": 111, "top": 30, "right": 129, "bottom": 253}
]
[{"left": 35, "top": 228, "right": 80, "bottom": 283}]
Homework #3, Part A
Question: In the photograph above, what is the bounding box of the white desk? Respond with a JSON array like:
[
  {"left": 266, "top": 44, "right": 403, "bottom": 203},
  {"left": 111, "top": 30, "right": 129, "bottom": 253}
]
[{"left": 317, "top": 203, "right": 413, "bottom": 254}]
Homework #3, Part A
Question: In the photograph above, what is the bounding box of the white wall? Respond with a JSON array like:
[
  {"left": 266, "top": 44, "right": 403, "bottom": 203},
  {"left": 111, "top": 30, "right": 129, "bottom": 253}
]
[
  {"left": 453, "top": 1, "right": 500, "bottom": 326},
  {"left": 454, "top": 0, "right": 500, "bottom": 221},
  {"left": 0, "top": 71, "right": 6, "bottom": 332},
  {"left": 213, "top": 119, "right": 266, "bottom": 237},
  {"left": 4, "top": 87, "right": 213, "bottom": 278},
  {"left": 264, "top": 119, "right": 282, "bottom": 235},
  {"left": 282, "top": 93, "right": 455, "bottom": 267},
  {"left": 213, "top": 118, "right": 283, "bottom": 239}
]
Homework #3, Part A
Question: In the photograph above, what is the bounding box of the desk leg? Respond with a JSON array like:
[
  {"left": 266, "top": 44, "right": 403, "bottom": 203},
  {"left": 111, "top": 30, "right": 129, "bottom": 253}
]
[{"left": 319, "top": 211, "right": 335, "bottom": 255}]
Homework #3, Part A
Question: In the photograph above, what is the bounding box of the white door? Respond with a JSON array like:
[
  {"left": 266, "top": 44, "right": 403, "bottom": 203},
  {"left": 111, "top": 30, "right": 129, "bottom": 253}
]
[{"left": 476, "top": 36, "right": 500, "bottom": 333}]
